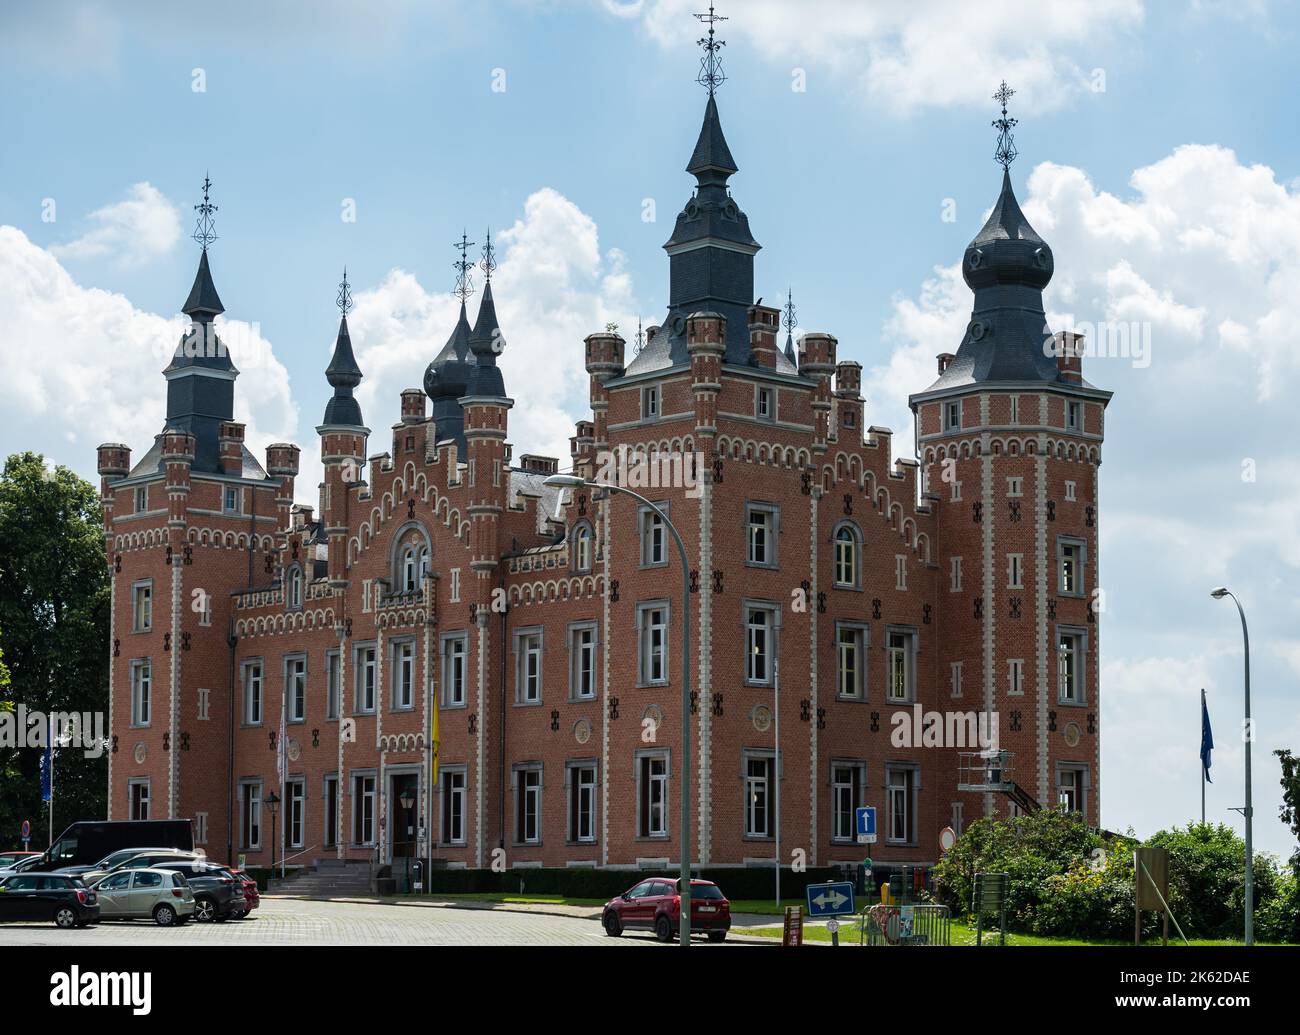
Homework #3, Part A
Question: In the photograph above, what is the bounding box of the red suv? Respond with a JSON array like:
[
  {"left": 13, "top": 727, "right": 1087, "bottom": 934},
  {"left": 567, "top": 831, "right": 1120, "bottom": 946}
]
[
  {"left": 602, "top": 878, "right": 731, "bottom": 942},
  {"left": 229, "top": 869, "right": 259, "bottom": 917}
]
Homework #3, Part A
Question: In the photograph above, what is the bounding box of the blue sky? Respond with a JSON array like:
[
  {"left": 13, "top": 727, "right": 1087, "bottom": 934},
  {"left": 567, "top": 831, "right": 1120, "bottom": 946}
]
[{"left": 1, "top": 0, "right": 1298, "bottom": 859}]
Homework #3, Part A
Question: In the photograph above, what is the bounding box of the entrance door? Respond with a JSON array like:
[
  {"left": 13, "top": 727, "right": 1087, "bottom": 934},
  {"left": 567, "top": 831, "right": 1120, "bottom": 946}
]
[{"left": 389, "top": 773, "right": 419, "bottom": 863}]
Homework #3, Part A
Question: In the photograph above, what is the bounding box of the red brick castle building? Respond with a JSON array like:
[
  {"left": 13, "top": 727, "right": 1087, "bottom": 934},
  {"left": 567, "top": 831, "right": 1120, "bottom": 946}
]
[{"left": 96, "top": 54, "right": 1110, "bottom": 878}]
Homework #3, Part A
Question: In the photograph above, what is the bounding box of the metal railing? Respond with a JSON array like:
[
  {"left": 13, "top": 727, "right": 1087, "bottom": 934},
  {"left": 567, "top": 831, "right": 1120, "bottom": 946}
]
[{"left": 859, "top": 904, "right": 952, "bottom": 946}]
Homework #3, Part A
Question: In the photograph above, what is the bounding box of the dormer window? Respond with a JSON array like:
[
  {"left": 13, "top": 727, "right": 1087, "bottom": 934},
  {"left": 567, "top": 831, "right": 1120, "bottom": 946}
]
[
  {"left": 642, "top": 385, "right": 660, "bottom": 420},
  {"left": 287, "top": 566, "right": 303, "bottom": 610}
]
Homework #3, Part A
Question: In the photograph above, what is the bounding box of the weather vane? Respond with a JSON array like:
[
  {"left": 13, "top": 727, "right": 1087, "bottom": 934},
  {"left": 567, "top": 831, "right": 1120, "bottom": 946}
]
[
  {"left": 694, "top": 3, "right": 728, "bottom": 94},
  {"left": 453, "top": 230, "right": 476, "bottom": 303},
  {"left": 480, "top": 229, "right": 496, "bottom": 283},
  {"left": 634, "top": 317, "right": 644, "bottom": 354},
  {"left": 336, "top": 267, "right": 353, "bottom": 317},
  {"left": 193, "top": 173, "right": 218, "bottom": 250},
  {"left": 992, "top": 80, "right": 1018, "bottom": 170},
  {"left": 782, "top": 287, "right": 797, "bottom": 335}
]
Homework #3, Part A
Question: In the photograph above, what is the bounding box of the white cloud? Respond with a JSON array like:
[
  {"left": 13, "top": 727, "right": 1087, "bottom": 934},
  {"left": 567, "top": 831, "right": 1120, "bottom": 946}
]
[
  {"left": 346, "top": 187, "right": 639, "bottom": 468},
  {"left": 49, "top": 182, "right": 182, "bottom": 267},
  {"left": 626, "top": 0, "right": 1144, "bottom": 113},
  {"left": 0, "top": 224, "right": 296, "bottom": 475}
]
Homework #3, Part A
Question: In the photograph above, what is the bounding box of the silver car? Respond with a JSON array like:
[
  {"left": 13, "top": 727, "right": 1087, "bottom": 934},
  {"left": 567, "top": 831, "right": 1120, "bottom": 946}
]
[{"left": 92, "top": 867, "right": 195, "bottom": 926}]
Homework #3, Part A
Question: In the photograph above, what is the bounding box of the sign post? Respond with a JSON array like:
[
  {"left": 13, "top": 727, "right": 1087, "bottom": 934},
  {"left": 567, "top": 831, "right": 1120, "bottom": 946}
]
[
  {"left": 806, "top": 879, "right": 855, "bottom": 945},
  {"left": 855, "top": 806, "right": 877, "bottom": 844},
  {"left": 20, "top": 819, "right": 31, "bottom": 849},
  {"left": 781, "top": 905, "right": 803, "bottom": 947}
]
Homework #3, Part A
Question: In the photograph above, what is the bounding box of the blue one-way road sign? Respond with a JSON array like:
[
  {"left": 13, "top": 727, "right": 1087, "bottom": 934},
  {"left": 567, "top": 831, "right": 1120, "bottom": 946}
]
[
  {"left": 806, "top": 881, "right": 856, "bottom": 918},
  {"left": 855, "top": 806, "right": 876, "bottom": 837}
]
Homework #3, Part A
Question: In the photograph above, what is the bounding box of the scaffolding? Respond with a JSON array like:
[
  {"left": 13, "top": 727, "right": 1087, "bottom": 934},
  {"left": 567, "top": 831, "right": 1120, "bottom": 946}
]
[{"left": 957, "top": 750, "right": 1041, "bottom": 814}]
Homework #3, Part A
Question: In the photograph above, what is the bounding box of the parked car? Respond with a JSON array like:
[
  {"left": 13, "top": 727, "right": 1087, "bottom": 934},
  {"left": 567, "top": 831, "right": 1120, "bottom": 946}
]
[
  {"left": 91, "top": 867, "right": 195, "bottom": 926},
  {"left": 56, "top": 846, "right": 188, "bottom": 882},
  {"left": 228, "top": 869, "right": 259, "bottom": 917},
  {"left": 80, "top": 848, "right": 203, "bottom": 885},
  {"left": 602, "top": 878, "right": 731, "bottom": 942},
  {"left": 150, "top": 860, "right": 245, "bottom": 922},
  {"left": 0, "top": 852, "right": 42, "bottom": 878},
  {"left": 0, "top": 873, "right": 99, "bottom": 928},
  {"left": 37, "top": 820, "right": 194, "bottom": 871}
]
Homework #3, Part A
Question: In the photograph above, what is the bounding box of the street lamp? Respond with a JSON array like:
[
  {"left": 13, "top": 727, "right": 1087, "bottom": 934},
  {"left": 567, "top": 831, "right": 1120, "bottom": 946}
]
[
  {"left": 1210, "top": 586, "right": 1254, "bottom": 946},
  {"left": 546, "top": 472, "right": 694, "bottom": 947},
  {"left": 265, "top": 792, "right": 280, "bottom": 875},
  {"left": 399, "top": 786, "right": 415, "bottom": 892}
]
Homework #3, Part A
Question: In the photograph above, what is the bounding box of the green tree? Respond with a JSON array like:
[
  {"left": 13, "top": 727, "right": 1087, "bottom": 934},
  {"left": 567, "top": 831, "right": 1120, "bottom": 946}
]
[
  {"left": 1276, "top": 749, "right": 1300, "bottom": 873},
  {"left": 0, "top": 453, "right": 110, "bottom": 847}
]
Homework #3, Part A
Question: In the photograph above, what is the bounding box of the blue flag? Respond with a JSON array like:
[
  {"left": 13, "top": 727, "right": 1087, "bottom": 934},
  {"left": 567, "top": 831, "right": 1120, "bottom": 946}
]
[
  {"left": 1200, "top": 693, "right": 1214, "bottom": 784},
  {"left": 40, "top": 735, "right": 52, "bottom": 803}
]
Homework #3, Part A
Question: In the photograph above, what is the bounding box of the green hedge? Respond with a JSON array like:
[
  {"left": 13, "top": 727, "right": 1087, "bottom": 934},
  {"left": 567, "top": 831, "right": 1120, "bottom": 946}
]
[{"left": 420, "top": 865, "right": 845, "bottom": 901}]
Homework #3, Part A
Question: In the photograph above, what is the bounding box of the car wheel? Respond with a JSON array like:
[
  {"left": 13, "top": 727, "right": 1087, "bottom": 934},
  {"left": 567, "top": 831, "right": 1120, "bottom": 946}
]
[
  {"left": 153, "top": 904, "right": 177, "bottom": 927},
  {"left": 707, "top": 931, "right": 726, "bottom": 943},
  {"left": 194, "top": 897, "right": 216, "bottom": 922},
  {"left": 54, "top": 907, "right": 77, "bottom": 930},
  {"left": 603, "top": 911, "right": 622, "bottom": 937},
  {"left": 655, "top": 915, "right": 674, "bottom": 943}
]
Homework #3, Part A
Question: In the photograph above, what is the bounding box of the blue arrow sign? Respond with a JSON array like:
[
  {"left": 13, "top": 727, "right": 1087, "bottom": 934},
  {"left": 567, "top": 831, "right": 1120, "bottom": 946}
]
[
  {"left": 805, "top": 881, "right": 856, "bottom": 918},
  {"left": 855, "top": 806, "right": 876, "bottom": 836}
]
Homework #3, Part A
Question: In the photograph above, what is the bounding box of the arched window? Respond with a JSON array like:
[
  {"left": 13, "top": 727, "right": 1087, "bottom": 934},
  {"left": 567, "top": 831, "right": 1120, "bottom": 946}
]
[
  {"left": 288, "top": 565, "right": 303, "bottom": 610},
  {"left": 573, "top": 523, "right": 593, "bottom": 573},
  {"left": 833, "top": 523, "right": 860, "bottom": 588},
  {"left": 417, "top": 545, "right": 430, "bottom": 582}
]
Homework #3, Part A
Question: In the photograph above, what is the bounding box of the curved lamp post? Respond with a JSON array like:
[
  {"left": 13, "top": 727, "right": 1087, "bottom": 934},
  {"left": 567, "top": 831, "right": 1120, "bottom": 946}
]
[
  {"left": 1211, "top": 586, "right": 1253, "bottom": 946},
  {"left": 546, "top": 473, "right": 693, "bottom": 947}
]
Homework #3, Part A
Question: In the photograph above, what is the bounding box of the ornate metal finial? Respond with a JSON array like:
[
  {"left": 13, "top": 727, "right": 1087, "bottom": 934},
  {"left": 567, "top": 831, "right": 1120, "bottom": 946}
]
[
  {"left": 453, "top": 230, "right": 476, "bottom": 303},
  {"left": 480, "top": 229, "right": 496, "bottom": 284},
  {"left": 336, "top": 267, "right": 353, "bottom": 316},
  {"left": 782, "top": 286, "right": 797, "bottom": 335},
  {"left": 992, "top": 80, "right": 1018, "bottom": 170},
  {"left": 694, "top": 3, "right": 728, "bottom": 94},
  {"left": 193, "top": 173, "right": 218, "bottom": 250},
  {"left": 634, "top": 317, "right": 645, "bottom": 355}
]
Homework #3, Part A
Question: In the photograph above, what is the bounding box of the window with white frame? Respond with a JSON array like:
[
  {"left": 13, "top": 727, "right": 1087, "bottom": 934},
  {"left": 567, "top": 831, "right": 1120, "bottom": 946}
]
[
  {"left": 223, "top": 486, "right": 240, "bottom": 514},
  {"left": 895, "top": 555, "right": 907, "bottom": 591},
  {"left": 401, "top": 545, "right": 419, "bottom": 593},
  {"left": 833, "top": 523, "right": 860, "bottom": 588},
  {"left": 836, "top": 623, "right": 867, "bottom": 700},
  {"left": 637, "top": 604, "right": 668, "bottom": 686},
  {"left": 325, "top": 650, "right": 340, "bottom": 720},
  {"left": 352, "top": 773, "right": 376, "bottom": 845},
  {"left": 441, "top": 768, "right": 466, "bottom": 845},
  {"left": 569, "top": 624, "right": 597, "bottom": 700},
  {"left": 287, "top": 565, "right": 303, "bottom": 610},
  {"left": 1065, "top": 480, "right": 1077, "bottom": 502},
  {"left": 514, "top": 766, "right": 542, "bottom": 844},
  {"left": 449, "top": 568, "right": 461, "bottom": 603},
  {"left": 572, "top": 523, "right": 593, "bottom": 573},
  {"left": 567, "top": 762, "right": 597, "bottom": 843},
  {"left": 951, "top": 479, "right": 963, "bottom": 502},
  {"left": 197, "top": 687, "right": 210, "bottom": 721},
  {"left": 285, "top": 655, "right": 306, "bottom": 722},
  {"left": 240, "top": 780, "right": 262, "bottom": 849},
  {"left": 1007, "top": 553, "right": 1024, "bottom": 590},
  {"left": 746, "top": 504, "right": 777, "bottom": 566},
  {"left": 744, "top": 753, "right": 775, "bottom": 838},
  {"left": 886, "top": 766, "right": 915, "bottom": 844},
  {"left": 391, "top": 640, "right": 415, "bottom": 710},
  {"left": 1066, "top": 400, "right": 1081, "bottom": 431},
  {"left": 637, "top": 753, "right": 669, "bottom": 838},
  {"left": 642, "top": 384, "right": 660, "bottom": 420},
  {"left": 951, "top": 800, "right": 965, "bottom": 835},
  {"left": 442, "top": 633, "right": 468, "bottom": 707},
  {"left": 944, "top": 400, "right": 961, "bottom": 431},
  {"left": 950, "top": 661, "right": 963, "bottom": 698},
  {"left": 831, "top": 762, "right": 866, "bottom": 841},
  {"left": 1058, "top": 538, "right": 1085, "bottom": 596},
  {"left": 639, "top": 503, "right": 669, "bottom": 566},
  {"left": 886, "top": 629, "right": 916, "bottom": 703},
  {"left": 515, "top": 629, "right": 543, "bottom": 704},
  {"left": 756, "top": 386, "right": 774, "bottom": 421},
  {"left": 1058, "top": 629, "right": 1086, "bottom": 704},
  {"left": 130, "top": 659, "right": 151, "bottom": 727},
  {"left": 354, "top": 644, "right": 377, "bottom": 713},
  {"left": 134, "top": 485, "right": 148, "bottom": 513},
  {"left": 243, "top": 660, "right": 263, "bottom": 725},
  {"left": 129, "top": 779, "right": 151, "bottom": 821},
  {"left": 286, "top": 778, "right": 305, "bottom": 849},
  {"left": 745, "top": 604, "right": 777, "bottom": 685},
  {"left": 1008, "top": 657, "right": 1024, "bottom": 696},
  {"left": 950, "top": 556, "right": 962, "bottom": 593},
  {"left": 1057, "top": 765, "right": 1088, "bottom": 813},
  {"left": 132, "top": 580, "right": 152, "bottom": 632}
]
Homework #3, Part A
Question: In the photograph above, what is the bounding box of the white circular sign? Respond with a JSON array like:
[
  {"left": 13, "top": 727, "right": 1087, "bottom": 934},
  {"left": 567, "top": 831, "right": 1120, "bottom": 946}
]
[{"left": 939, "top": 826, "right": 957, "bottom": 852}]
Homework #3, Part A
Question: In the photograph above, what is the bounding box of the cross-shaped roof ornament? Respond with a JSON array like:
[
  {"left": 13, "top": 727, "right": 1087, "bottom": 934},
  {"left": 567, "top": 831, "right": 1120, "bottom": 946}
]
[
  {"left": 192, "top": 174, "right": 218, "bottom": 250},
  {"left": 694, "top": 3, "right": 728, "bottom": 94},
  {"left": 453, "top": 230, "right": 477, "bottom": 302},
  {"left": 992, "top": 80, "right": 1019, "bottom": 170}
]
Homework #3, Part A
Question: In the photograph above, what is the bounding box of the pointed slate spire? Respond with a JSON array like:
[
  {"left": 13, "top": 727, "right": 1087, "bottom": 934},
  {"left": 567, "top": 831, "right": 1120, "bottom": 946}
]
[
  {"left": 182, "top": 248, "right": 225, "bottom": 321},
  {"left": 687, "top": 93, "right": 738, "bottom": 184},
  {"left": 323, "top": 270, "right": 365, "bottom": 427},
  {"left": 466, "top": 233, "right": 507, "bottom": 398}
]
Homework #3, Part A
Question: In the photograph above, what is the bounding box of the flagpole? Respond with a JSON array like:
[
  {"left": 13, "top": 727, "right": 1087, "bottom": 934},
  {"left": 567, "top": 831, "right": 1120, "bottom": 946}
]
[
  {"left": 1200, "top": 688, "right": 1206, "bottom": 825},
  {"left": 48, "top": 714, "right": 55, "bottom": 848}
]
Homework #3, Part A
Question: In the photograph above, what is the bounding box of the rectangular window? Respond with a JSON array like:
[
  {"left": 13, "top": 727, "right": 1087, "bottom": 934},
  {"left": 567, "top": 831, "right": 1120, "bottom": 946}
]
[
  {"left": 745, "top": 604, "right": 777, "bottom": 686},
  {"left": 129, "top": 779, "right": 150, "bottom": 821},
  {"left": 514, "top": 767, "right": 542, "bottom": 844},
  {"left": 240, "top": 781, "right": 262, "bottom": 849},
  {"left": 449, "top": 567, "right": 462, "bottom": 603},
  {"left": 836, "top": 623, "right": 867, "bottom": 700},
  {"left": 441, "top": 769, "right": 466, "bottom": 845},
  {"left": 324, "top": 775, "right": 339, "bottom": 848},
  {"left": 285, "top": 655, "right": 307, "bottom": 722},
  {"left": 132, "top": 580, "right": 152, "bottom": 632},
  {"left": 1007, "top": 553, "right": 1024, "bottom": 590},
  {"left": 569, "top": 624, "right": 597, "bottom": 700},
  {"left": 895, "top": 555, "right": 907, "bottom": 591},
  {"left": 568, "top": 763, "right": 597, "bottom": 843},
  {"left": 442, "top": 634, "right": 468, "bottom": 707},
  {"left": 1057, "top": 765, "right": 1087, "bottom": 813},
  {"left": 1058, "top": 630, "right": 1086, "bottom": 704},
  {"left": 944, "top": 400, "right": 961, "bottom": 431},
  {"left": 1066, "top": 400, "right": 1081, "bottom": 431},
  {"left": 286, "top": 779, "right": 305, "bottom": 849},
  {"left": 325, "top": 650, "right": 340, "bottom": 720},
  {"left": 886, "top": 629, "right": 916, "bottom": 703},
  {"left": 639, "top": 503, "right": 669, "bottom": 566},
  {"left": 195, "top": 811, "right": 208, "bottom": 846},
  {"left": 130, "top": 659, "right": 151, "bottom": 727},
  {"left": 515, "top": 630, "right": 543, "bottom": 705},
  {"left": 638, "top": 754, "right": 668, "bottom": 838},
  {"left": 197, "top": 687, "right": 210, "bottom": 721},
  {"left": 756, "top": 386, "right": 774, "bottom": 420},
  {"left": 831, "top": 763, "right": 866, "bottom": 842},
  {"left": 134, "top": 485, "right": 148, "bottom": 513},
  {"left": 886, "top": 767, "right": 914, "bottom": 844},
  {"left": 637, "top": 604, "right": 668, "bottom": 686},
  {"left": 1059, "top": 539, "right": 1085, "bottom": 596},
  {"left": 243, "top": 661, "right": 263, "bottom": 725},
  {"left": 352, "top": 774, "right": 376, "bottom": 845},
  {"left": 950, "top": 661, "right": 963, "bottom": 699},
  {"left": 1006, "top": 476, "right": 1023, "bottom": 497},
  {"left": 1065, "top": 480, "right": 1077, "bottom": 502},
  {"left": 354, "top": 644, "right": 377, "bottom": 713},
  {"left": 950, "top": 556, "right": 962, "bottom": 593},
  {"left": 1009, "top": 395, "right": 1020, "bottom": 424},
  {"left": 391, "top": 640, "right": 415, "bottom": 710},
  {"left": 746, "top": 504, "right": 777, "bottom": 566},
  {"left": 745, "top": 755, "right": 775, "bottom": 838},
  {"left": 642, "top": 385, "right": 660, "bottom": 420},
  {"left": 224, "top": 486, "right": 240, "bottom": 514},
  {"left": 951, "top": 479, "right": 963, "bottom": 502},
  {"left": 1008, "top": 658, "right": 1024, "bottom": 696}
]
